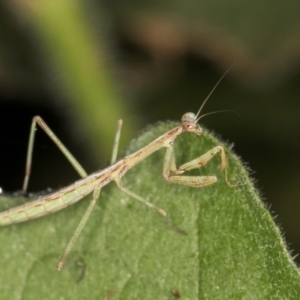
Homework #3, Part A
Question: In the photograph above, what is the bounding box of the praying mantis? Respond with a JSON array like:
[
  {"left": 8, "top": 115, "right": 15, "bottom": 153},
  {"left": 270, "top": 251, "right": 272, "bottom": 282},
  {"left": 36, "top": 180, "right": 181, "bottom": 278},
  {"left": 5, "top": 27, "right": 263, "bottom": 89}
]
[{"left": 0, "top": 67, "right": 235, "bottom": 270}]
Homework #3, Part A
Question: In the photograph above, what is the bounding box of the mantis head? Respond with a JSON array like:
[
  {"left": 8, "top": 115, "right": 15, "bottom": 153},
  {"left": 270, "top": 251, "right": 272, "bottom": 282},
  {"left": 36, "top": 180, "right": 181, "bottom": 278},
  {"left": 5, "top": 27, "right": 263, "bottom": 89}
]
[{"left": 181, "top": 112, "right": 203, "bottom": 135}]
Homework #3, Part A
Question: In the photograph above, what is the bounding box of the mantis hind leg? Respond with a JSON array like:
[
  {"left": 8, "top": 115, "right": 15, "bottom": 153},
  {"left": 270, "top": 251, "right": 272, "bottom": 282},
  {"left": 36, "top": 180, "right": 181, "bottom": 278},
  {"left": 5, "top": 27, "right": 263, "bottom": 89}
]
[
  {"left": 22, "top": 117, "right": 123, "bottom": 192},
  {"left": 57, "top": 186, "right": 102, "bottom": 271},
  {"left": 110, "top": 120, "right": 123, "bottom": 165},
  {"left": 22, "top": 116, "right": 88, "bottom": 194}
]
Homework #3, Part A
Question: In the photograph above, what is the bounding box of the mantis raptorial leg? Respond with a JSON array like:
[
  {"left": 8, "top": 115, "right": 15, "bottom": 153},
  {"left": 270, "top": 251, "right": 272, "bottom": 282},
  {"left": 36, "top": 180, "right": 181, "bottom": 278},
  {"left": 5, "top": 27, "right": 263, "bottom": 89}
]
[{"left": 0, "top": 65, "right": 236, "bottom": 270}]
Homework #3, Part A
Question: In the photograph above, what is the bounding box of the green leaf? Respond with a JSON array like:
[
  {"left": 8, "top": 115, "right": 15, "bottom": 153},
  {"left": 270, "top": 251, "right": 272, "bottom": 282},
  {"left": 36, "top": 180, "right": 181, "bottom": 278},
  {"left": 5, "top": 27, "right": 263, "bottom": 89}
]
[{"left": 0, "top": 122, "right": 299, "bottom": 299}]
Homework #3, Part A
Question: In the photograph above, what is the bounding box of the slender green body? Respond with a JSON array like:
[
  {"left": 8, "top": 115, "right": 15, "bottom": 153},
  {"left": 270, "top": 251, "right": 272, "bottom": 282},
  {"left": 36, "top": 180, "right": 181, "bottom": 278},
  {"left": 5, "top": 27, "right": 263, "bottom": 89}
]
[
  {"left": 0, "top": 164, "right": 117, "bottom": 225},
  {"left": 0, "top": 126, "right": 182, "bottom": 226}
]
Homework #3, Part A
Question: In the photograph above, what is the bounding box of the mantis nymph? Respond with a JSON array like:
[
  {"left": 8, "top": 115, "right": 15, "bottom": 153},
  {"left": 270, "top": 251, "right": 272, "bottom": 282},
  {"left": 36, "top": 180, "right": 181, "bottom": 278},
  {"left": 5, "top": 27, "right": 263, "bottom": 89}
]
[{"left": 0, "top": 67, "right": 235, "bottom": 270}]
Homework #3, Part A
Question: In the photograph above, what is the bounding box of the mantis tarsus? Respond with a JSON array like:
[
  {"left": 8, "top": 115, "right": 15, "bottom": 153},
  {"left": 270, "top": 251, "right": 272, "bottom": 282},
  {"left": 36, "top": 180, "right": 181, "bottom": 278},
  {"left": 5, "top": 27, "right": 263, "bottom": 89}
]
[{"left": 0, "top": 67, "right": 235, "bottom": 271}]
